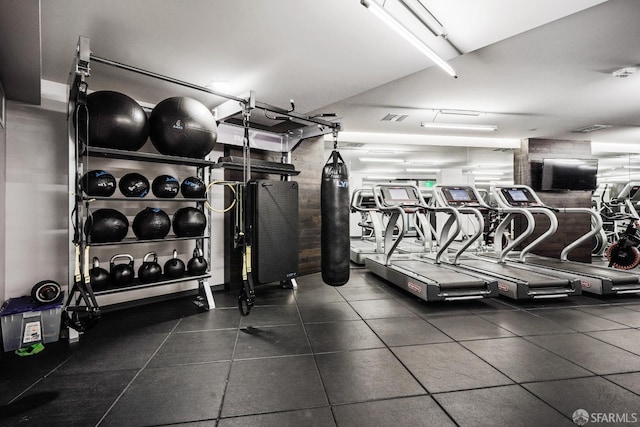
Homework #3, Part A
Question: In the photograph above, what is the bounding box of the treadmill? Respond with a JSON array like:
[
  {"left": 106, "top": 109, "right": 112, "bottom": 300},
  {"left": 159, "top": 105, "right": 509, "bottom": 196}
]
[
  {"left": 491, "top": 184, "right": 640, "bottom": 296},
  {"left": 350, "top": 189, "right": 385, "bottom": 264},
  {"left": 363, "top": 183, "right": 498, "bottom": 302},
  {"left": 350, "top": 188, "right": 433, "bottom": 264},
  {"left": 431, "top": 184, "right": 582, "bottom": 300}
]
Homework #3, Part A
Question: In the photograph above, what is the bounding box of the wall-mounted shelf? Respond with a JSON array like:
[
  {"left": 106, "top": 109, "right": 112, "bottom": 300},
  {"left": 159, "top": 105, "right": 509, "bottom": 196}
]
[
  {"left": 87, "top": 235, "right": 210, "bottom": 247},
  {"left": 214, "top": 156, "right": 300, "bottom": 176}
]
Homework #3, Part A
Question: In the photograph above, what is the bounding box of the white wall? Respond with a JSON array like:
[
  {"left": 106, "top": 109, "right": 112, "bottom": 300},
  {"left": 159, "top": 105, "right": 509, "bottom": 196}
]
[
  {"left": 2, "top": 81, "right": 225, "bottom": 306},
  {"left": 0, "top": 81, "right": 6, "bottom": 303}
]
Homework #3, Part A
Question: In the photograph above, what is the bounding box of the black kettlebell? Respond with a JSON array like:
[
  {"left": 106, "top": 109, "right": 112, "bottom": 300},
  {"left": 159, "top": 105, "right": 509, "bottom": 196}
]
[
  {"left": 110, "top": 254, "right": 135, "bottom": 287},
  {"left": 138, "top": 251, "right": 162, "bottom": 283},
  {"left": 187, "top": 248, "right": 208, "bottom": 276},
  {"left": 163, "top": 249, "right": 185, "bottom": 279},
  {"left": 89, "top": 257, "right": 110, "bottom": 290},
  {"left": 31, "top": 280, "right": 62, "bottom": 304}
]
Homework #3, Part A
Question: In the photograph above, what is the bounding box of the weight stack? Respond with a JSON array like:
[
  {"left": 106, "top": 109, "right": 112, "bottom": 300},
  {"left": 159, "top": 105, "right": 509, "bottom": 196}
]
[{"left": 246, "top": 180, "right": 299, "bottom": 284}]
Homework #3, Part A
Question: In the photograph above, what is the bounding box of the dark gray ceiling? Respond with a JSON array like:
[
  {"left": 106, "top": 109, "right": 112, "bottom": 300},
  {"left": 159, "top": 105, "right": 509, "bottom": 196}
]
[{"left": 0, "top": 0, "right": 41, "bottom": 104}]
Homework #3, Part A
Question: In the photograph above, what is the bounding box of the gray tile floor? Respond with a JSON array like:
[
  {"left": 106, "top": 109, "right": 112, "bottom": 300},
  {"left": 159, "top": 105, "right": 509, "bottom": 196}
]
[{"left": 1, "top": 267, "right": 640, "bottom": 426}]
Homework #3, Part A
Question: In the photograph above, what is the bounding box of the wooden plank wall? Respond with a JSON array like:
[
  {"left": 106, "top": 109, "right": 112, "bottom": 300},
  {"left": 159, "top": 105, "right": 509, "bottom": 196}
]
[
  {"left": 223, "top": 135, "right": 325, "bottom": 289},
  {"left": 514, "top": 138, "right": 593, "bottom": 262}
]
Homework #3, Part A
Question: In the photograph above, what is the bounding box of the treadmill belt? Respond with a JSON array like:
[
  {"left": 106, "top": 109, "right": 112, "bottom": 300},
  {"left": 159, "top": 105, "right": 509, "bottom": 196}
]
[
  {"left": 392, "top": 259, "right": 486, "bottom": 289},
  {"left": 525, "top": 256, "right": 639, "bottom": 285},
  {"left": 462, "top": 258, "right": 567, "bottom": 288}
]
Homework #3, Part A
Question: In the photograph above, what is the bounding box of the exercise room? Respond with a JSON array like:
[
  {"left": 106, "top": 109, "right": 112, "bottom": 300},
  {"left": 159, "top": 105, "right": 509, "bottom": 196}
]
[{"left": 1, "top": 1, "right": 639, "bottom": 426}]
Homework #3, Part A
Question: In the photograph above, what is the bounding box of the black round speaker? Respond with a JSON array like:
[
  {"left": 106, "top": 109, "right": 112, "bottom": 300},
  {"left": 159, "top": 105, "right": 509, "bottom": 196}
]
[
  {"left": 152, "top": 175, "right": 180, "bottom": 198},
  {"left": 172, "top": 207, "right": 207, "bottom": 237},
  {"left": 80, "top": 170, "right": 116, "bottom": 197},
  {"left": 132, "top": 207, "right": 171, "bottom": 240},
  {"left": 85, "top": 91, "right": 149, "bottom": 151},
  {"left": 149, "top": 97, "right": 217, "bottom": 158},
  {"left": 84, "top": 208, "right": 129, "bottom": 243},
  {"left": 119, "top": 173, "right": 150, "bottom": 198},
  {"left": 180, "top": 176, "right": 206, "bottom": 198}
]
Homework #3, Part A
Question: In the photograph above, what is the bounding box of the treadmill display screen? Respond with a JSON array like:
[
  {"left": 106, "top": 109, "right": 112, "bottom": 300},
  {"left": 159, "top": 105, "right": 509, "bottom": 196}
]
[
  {"left": 501, "top": 187, "right": 536, "bottom": 206},
  {"left": 388, "top": 187, "right": 410, "bottom": 200},
  {"left": 449, "top": 189, "right": 471, "bottom": 201},
  {"left": 507, "top": 189, "right": 529, "bottom": 202}
]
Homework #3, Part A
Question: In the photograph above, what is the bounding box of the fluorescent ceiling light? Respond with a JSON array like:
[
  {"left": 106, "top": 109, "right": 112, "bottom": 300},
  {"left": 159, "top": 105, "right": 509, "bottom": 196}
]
[
  {"left": 364, "top": 176, "right": 398, "bottom": 181},
  {"left": 439, "top": 109, "right": 482, "bottom": 117},
  {"left": 406, "top": 168, "right": 441, "bottom": 172},
  {"left": 359, "top": 157, "right": 405, "bottom": 163},
  {"left": 361, "top": 0, "right": 457, "bottom": 78},
  {"left": 421, "top": 122, "right": 497, "bottom": 131},
  {"left": 470, "top": 170, "right": 505, "bottom": 175},
  {"left": 398, "top": 0, "right": 446, "bottom": 37}
]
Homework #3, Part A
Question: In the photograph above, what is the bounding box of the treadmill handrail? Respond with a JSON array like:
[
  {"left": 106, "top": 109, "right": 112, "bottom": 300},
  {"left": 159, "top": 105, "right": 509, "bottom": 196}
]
[
  {"left": 372, "top": 183, "right": 463, "bottom": 265},
  {"left": 517, "top": 207, "right": 558, "bottom": 262},
  {"left": 432, "top": 184, "right": 540, "bottom": 263},
  {"left": 492, "top": 184, "right": 606, "bottom": 262},
  {"left": 559, "top": 207, "right": 603, "bottom": 261},
  {"left": 350, "top": 188, "right": 375, "bottom": 212},
  {"left": 493, "top": 208, "right": 537, "bottom": 263}
]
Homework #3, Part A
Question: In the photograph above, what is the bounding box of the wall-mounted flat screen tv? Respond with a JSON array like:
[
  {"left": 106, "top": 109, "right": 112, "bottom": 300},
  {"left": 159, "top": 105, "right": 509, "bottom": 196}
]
[{"left": 540, "top": 158, "right": 598, "bottom": 191}]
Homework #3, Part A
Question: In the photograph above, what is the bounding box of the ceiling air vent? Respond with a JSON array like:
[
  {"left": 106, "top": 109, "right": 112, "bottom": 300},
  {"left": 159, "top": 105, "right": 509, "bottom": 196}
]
[
  {"left": 381, "top": 113, "right": 409, "bottom": 122},
  {"left": 572, "top": 124, "right": 612, "bottom": 133}
]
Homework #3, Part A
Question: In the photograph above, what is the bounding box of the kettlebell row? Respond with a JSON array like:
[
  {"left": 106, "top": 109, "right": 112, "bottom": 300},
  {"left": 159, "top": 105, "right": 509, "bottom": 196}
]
[{"left": 89, "top": 248, "right": 208, "bottom": 290}]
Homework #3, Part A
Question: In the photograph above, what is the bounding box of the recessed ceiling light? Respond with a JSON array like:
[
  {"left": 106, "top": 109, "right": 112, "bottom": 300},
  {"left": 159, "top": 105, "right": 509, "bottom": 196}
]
[
  {"left": 359, "top": 157, "right": 405, "bottom": 163},
  {"left": 420, "top": 122, "right": 498, "bottom": 131},
  {"left": 438, "top": 109, "right": 482, "bottom": 117},
  {"left": 406, "top": 168, "right": 441, "bottom": 172}
]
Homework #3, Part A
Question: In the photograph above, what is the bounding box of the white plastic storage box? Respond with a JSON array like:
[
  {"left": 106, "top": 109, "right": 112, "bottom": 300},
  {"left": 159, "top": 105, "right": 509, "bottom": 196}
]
[{"left": 0, "top": 296, "right": 63, "bottom": 352}]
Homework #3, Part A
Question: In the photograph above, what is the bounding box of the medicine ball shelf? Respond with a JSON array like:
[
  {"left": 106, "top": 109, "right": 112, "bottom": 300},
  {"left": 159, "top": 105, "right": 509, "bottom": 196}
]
[
  {"left": 86, "top": 235, "right": 210, "bottom": 247},
  {"left": 82, "top": 196, "right": 207, "bottom": 203}
]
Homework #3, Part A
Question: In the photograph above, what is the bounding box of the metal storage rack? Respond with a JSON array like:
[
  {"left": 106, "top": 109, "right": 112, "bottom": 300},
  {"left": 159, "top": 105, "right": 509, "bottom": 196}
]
[{"left": 64, "top": 36, "right": 341, "bottom": 334}]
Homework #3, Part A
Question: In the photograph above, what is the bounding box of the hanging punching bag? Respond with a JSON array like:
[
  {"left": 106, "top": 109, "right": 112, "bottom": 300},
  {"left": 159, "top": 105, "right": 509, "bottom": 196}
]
[{"left": 321, "top": 149, "right": 350, "bottom": 286}]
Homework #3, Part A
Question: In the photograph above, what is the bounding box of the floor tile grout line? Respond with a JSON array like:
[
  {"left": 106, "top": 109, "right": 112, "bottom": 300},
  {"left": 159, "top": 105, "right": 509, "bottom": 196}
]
[
  {"left": 94, "top": 319, "right": 182, "bottom": 426},
  {"left": 214, "top": 305, "right": 244, "bottom": 422},
  {"left": 351, "top": 292, "right": 463, "bottom": 427},
  {"left": 5, "top": 355, "right": 74, "bottom": 405},
  {"left": 518, "top": 331, "right": 635, "bottom": 378},
  {"left": 576, "top": 328, "right": 640, "bottom": 358},
  {"left": 600, "top": 373, "right": 640, "bottom": 397},
  {"left": 291, "top": 284, "right": 339, "bottom": 426}
]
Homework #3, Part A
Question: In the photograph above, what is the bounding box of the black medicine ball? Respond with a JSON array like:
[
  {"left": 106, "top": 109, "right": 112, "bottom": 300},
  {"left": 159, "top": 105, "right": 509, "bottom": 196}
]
[
  {"left": 149, "top": 97, "right": 217, "bottom": 159},
  {"left": 81, "top": 170, "right": 116, "bottom": 197},
  {"left": 85, "top": 91, "right": 149, "bottom": 151},
  {"left": 152, "top": 175, "right": 180, "bottom": 198},
  {"left": 181, "top": 176, "right": 206, "bottom": 198},
  {"left": 132, "top": 208, "right": 171, "bottom": 240},
  {"left": 172, "top": 207, "right": 207, "bottom": 237},
  {"left": 85, "top": 208, "right": 129, "bottom": 243},
  {"left": 119, "top": 173, "right": 150, "bottom": 197}
]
